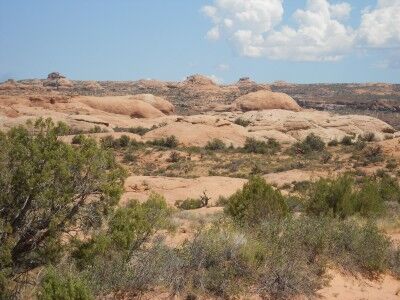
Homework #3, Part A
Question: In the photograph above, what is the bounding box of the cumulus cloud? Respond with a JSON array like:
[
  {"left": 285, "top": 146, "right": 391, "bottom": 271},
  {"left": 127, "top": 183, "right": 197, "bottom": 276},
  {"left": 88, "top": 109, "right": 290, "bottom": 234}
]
[
  {"left": 358, "top": 0, "right": 400, "bottom": 48},
  {"left": 202, "top": 0, "right": 400, "bottom": 64}
]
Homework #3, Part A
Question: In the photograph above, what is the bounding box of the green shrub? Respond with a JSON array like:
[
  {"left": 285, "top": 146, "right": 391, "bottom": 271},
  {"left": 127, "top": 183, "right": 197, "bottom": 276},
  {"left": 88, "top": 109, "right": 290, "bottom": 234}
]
[
  {"left": 234, "top": 118, "right": 251, "bottom": 127},
  {"left": 175, "top": 192, "right": 210, "bottom": 210},
  {"left": 292, "top": 133, "right": 325, "bottom": 155},
  {"left": 0, "top": 118, "right": 125, "bottom": 284},
  {"left": 72, "top": 194, "right": 170, "bottom": 268},
  {"left": 72, "top": 134, "right": 85, "bottom": 145},
  {"left": 37, "top": 268, "right": 93, "bottom": 300},
  {"left": 389, "top": 246, "right": 400, "bottom": 278},
  {"left": 225, "top": 176, "right": 288, "bottom": 226},
  {"left": 148, "top": 136, "right": 178, "bottom": 148},
  {"left": 306, "top": 175, "right": 385, "bottom": 218},
  {"left": 242, "top": 138, "right": 280, "bottom": 154},
  {"left": 306, "top": 175, "right": 357, "bottom": 218},
  {"left": 205, "top": 138, "right": 226, "bottom": 151}
]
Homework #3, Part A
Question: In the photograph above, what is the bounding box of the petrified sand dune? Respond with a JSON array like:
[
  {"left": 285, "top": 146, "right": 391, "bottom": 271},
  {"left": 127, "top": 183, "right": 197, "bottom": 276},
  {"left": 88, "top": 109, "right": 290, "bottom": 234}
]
[
  {"left": 132, "top": 94, "right": 175, "bottom": 115},
  {"left": 234, "top": 90, "right": 302, "bottom": 112},
  {"left": 76, "top": 96, "right": 166, "bottom": 118},
  {"left": 122, "top": 176, "right": 247, "bottom": 206}
]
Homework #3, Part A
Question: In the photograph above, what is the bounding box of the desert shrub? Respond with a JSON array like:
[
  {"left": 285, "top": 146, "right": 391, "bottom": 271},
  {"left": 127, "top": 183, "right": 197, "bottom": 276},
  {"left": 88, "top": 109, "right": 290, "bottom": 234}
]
[
  {"left": 175, "top": 192, "right": 210, "bottom": 210},
  {"left": 205, "top": 138, "right": 226, "bottom": 151},
  {"left": 81, "top": 241, "right": 179, "bottom": 297},
  {"left": 306, "top": 175, "right": 357, "bottom": 218},
  {"left": 175, "top": 198, "right": 204, "bottom": 210},
  {"left": 354, "top": 139, "right": 366, "bottom": 150},
  {"left": 386, "top": 159, "right": 398, "bottom": 170},
  {"left": 327, "top": 139, "right": 338, "bottom": 146},
  {"left": 72, "top": 134, "right": 85, "bottom": 145},
  {"left": 0, "top": 119, "right": 125, "bottom": 289},
  {"left": 100, "top": 135, "right": 115, "bottom": 148},
  {"left": 37, "top": 267, "right": 93, "bottom": 300},
  {"left": 225, "top": 176, "right": 288, "bottom": 227},
  {"left": 292, "top": 133, "right": 325, "bottom": 155},
  {"left": 123, "top": 151, "right": 137, "bottom": 163},
  {"left": 176, "top": 228, "right": 253, "bottom": 298},
  {"left": 389, "top": 246, "right": 400, "bottom": 278},
  {"left": 378, "top": 175, "right": 400, "bottom": 203},
  {"left": 329, "top": 221, "right": 390, "bottom": 275},
  {"left": 167, "top": 151, "right": 182, "bottom": 163},
  {"left": 354, "top": 179, "right": 385, "bottom": 217},
  {"left": 234, "top": 118, "right": 251, "bottom": 127},
  {"left": 360, "top": 132, "right": 375, "bottom": 142},
  {"left": 362, "top": 145, "right": 384, "bottom": 164},
  {"left": 89, "top": 125, "right": 103, "bottom": 134},
  {"left": 72, "top": 194, "right": 170, "bottom": 269},
  {"left": 306, "top": 175, "right": 385, "bottom": 219},
  {"left": 341, "top": 135, "right": 353, "bottom": 145},
  {"left": 382, "top": 127, "right": 396, "bottom": 134},
  {"left": 148, "top": 136, "right": 178, "bottom": 148},
  {"left": 256, "top": 216, "right": 330, "bottom": 299},
  {"left": 321, "top": 151, "right": 333, "bottom": 163},
  {"left": 116, "top": 135, "right": 130, "bottom": 147},
  {"left": 242, "top": 137, "right": 280, "bottom": 154},
  {"left": 115, "top": 126, "right": 152, "bottom": 136}
]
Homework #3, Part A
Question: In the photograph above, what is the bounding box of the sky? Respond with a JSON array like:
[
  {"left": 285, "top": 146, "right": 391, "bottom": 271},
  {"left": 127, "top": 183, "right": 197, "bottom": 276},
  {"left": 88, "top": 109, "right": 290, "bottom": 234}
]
[{"left": 0, "top": 0, "right": 399, "bottom": 83}]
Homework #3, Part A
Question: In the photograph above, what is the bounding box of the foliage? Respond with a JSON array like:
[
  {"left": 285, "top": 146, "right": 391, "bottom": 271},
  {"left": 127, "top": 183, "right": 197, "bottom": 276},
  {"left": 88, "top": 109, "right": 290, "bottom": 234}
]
[
  {"left": 341, "top": 136, "right": 353, "bottom": 145},
  {"left": 242, "top": 138, "right": 280, "bottom": 154},
  {"left": 147, "top": 136, "right": 178, "bottom": 148},
  {"left": 305, "top": 175, "right": 385, "bottom": 219},
  {"left": 205, "top": 138, "right": 226, "bottom": 151},
  {"left": 327, "top": 139, "right": 338, "bottom": 146},
  {"left": 0, "top": 119, "right": 125, "bottom": 287},
  {"left": 37, "top": 267, "right": 93, "bottom": 300},
  {"left": 115, "top": 126, "right": 152, "bottom": 136},
  {"left": 71, "top": 134, "right": 85, "bottom": 145},
  {"left": 234, "top": 118, "right": 251, "bottom": 127},
  {"left": 72, "top": 194, "right": 170, "bottom": 268},
  {"left": 329, "top": 221, "right": 390, "bottom": 274},
  {"left": 175, "top": 192, "right": 210, "bottom": 210},
  {"left": 175, "top": 227, "right": 254, "bottom": 298},
  {"left": 292, "top": 133, "right": 325, "bottom": 155},
  {"left": 225, "top": 176, "right": 288, "bottom": 226}
]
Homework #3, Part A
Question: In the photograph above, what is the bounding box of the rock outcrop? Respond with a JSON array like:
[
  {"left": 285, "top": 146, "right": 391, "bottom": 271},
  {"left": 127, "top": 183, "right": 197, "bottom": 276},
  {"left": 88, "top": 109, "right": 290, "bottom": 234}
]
[{"left": 234, "top": 90, "right": 301, "bottom": 112}]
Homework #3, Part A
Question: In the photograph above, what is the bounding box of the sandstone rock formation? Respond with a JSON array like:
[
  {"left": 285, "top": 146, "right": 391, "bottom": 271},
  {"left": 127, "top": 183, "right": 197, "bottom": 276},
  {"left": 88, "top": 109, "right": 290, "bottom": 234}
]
[{"left": 234, "top": 90, "right": 302, "bottom": 112}]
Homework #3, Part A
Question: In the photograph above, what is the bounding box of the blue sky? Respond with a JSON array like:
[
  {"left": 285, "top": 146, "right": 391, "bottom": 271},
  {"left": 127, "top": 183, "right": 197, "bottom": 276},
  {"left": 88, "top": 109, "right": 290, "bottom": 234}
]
[{"left": 0, "top": 0, "right": 399, "bottom": 83}]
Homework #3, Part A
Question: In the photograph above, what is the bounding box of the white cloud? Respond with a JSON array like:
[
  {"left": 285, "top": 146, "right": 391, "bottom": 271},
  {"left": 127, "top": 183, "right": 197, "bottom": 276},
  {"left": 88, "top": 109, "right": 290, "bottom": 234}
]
[
  {"left": 216, "top": 63, "right": 230, "bottom": 71},
  {"left": 358, "top": 0, "right": 400, "bottom": 48},
  {"left": 206, "top": 26, "right": 220, "bottom": 40},
  {"left": 202, "top": 0, "right": 400, "bottom": 66},
  {"left": 202, "top": 0, "right": 355, "bottom": 61}
]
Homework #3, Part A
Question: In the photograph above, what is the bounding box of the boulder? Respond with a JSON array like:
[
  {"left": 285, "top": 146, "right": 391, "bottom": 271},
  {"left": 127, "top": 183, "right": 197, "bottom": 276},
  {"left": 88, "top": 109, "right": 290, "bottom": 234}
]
[{"left": 234, "top": 90, "right": 301, "bottom": 112}]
